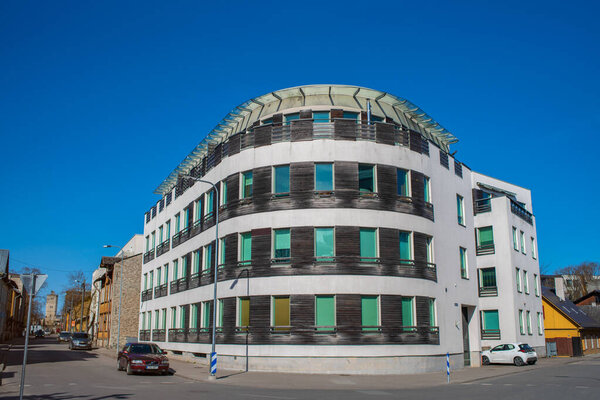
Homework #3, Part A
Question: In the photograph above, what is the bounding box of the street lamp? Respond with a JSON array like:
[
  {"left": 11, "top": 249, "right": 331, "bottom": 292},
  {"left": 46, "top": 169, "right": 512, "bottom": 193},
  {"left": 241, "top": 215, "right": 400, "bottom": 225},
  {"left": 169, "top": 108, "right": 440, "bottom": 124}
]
[
  {"left": 230, "top": 268, "right": 250, "bottom": 372},
  {"left": 181, "top": 174, "right": 219, "bottom": 378},
  {"left": 103, "top": 244, "right": 125, "bottom": 356}
]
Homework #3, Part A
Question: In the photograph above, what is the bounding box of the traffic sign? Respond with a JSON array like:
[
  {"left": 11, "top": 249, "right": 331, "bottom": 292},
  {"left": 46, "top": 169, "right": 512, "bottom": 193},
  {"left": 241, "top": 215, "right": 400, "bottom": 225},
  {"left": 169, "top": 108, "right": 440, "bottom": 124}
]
[{"left": 20, "top": 274, "right": 48, "bottom": 296}]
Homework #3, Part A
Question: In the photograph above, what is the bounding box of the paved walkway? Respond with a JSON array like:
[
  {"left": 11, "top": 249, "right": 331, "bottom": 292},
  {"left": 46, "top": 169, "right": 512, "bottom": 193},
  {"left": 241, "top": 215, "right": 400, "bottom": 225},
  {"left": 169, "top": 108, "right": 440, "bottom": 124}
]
[{"left": 92, "top": 346, "right": 600, "bottom": 390}]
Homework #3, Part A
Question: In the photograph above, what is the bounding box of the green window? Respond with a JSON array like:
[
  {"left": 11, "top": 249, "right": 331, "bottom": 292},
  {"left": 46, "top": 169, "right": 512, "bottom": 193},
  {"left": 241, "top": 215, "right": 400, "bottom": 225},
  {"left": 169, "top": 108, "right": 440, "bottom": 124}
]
[
  {"left": 360, "top": 228, "right": 377, "bottom": 262},
  {"left": 273, "top": 165, "right": 290, "bottom": 194},
  {"left": 401, "top": 297, "right": 414, "bottom": 328},
  {"left": 273, "top": 229, "right": 291, "bottom": 261},
  {"left": 170, "top": 307, "right": 176, "bottom": 329},
  {"left": 172, "top": 260, "right": 178, "bottom": 280},
  {"left": 479, "top": 268, "right": 497, "bottom": 288},
  {"left": 524, "top": 270, "right": 529, "bottom": 294},
  {"left": 429, "top": 299, "right": 436, "bottom": 326},
  {"left": 155, "top": 310, "right": 159, "bottom": 329},
  {"left": 315, "top": 295, "right": 335, "bottom": 331},
  {"left": 181, "top": 256, "right": 187, "bottom": 278},
  {"left": 151, "top": 232, "right": 155, "bottom": 249},
  {"left": 399, "top": 232, "right": 411, "bottom": 262},
  {"left": 143, "top": 273, "right": 147, "bottom": 290},
  {"left": 204, "top": 244, "right": 212, "bottom": 272},
  {"left": 179, "top": 306, "right": 186, "bottom": 329},
  {"left": 512, "top": 227, "right": 518, "bottom": 250},
  {"left": 163, "top": 265, "right": 169, "bottom": 284},
  {"left": 272, "top": 296, "right": 290, "bottom": 331},
  {"left": 157, "top": 267, "right": 161, "bottom": 285},
  {"left": 534, "top": 274, "right": 539, "bottom": 296},
  {"left": 313, "top": 111, "right": 329, "bottom": 123},
  {"left": 284, "top": 113, "right": 299, "bottom": 124},
  {"left": 206, "top": 191, "right": 214, "bottom": 216},
  {"left": 183, "top": 208, "right": 189, "bottom": 228},
  {"left": 161, "top": 309, "right": 166, "bottom": 329},
  {"left": 240, "top": 232, "right": 252, "bottom": 265},
  {"left": 531, "top": 237, "right": 536, "bottom": 259},
  {"left": 141, "top": 313, "right": 146, "bottom": 330},
  {"left": 459, "top": 247, "right": 468, "bottom": 278},
  {"left": 147, "top": 312, "right": 152, "bottom": 330},
  {"left": 145, "top": 236, "right": 149, "bottom": 252},
  {"left": 221, "top": 180, "right": 228, "bottom": 205},
  {"left": 175, "top": 214, "right": 180, "bottom": 233},
  {"left": 194, "top": 199, "right": 201, "bottom": 221},
  {"left": 190, "top": 304, "right": 198, "bottom": 328},
  {"left": 361, "top": 295, "right": 379, "bottom": 331},
  {"left": 343, "top": 111, "right": 359, "bottom": 120},
  {"left": 192, "top": 250, "right": 200, "bottom": 274},
  {"left": 520, "top": 231, "right": 526, "bottom": 254},
  {"left": 315, "top": 228, "right": 334, "bottom": 262},
  {"left": 482, "top": 310, "right": 499, "bottom": 330},
  {"left": 426, "top": 237, "right": 434, "bottom": 263},
  {"left": 315, "top": 163, "right": 333, "bottom": 191},
  {"left": 218, "top": 299, "right": 224, "bottom": 328},
  {"left": 149, "top": 271, "right": 154, "bottom": 288},
  {"left": 358, "top": 164, "right": 375, "bottom": 193},
  {"left": 220, "top": 238, "right": 226, "bottom": 267},
  {"left": 537, "top": 312, "right": 543, "bottom": 335},
  {"left": 527, "top": 311, "right": 532, "bottom": 334},
  {"left": 397, "top": 169, "right": 409, "bottom": 196},
  {"left": 457, "top": 195, "right": 464, "bottom": 225},
  {"left": 477, "top": 226, "right": 494, "bottom": 246},
  {"left": 242, "top": 171, "right": 253, "bottom": 198},
  {"left": 202, "top": 302, "right": 210, "bottom": 329},
  {"left": 159, "top": 226, "right": 163, "bottom": 243},
  {"left": 519, "top": 310, "right": 524, "bottom": 334},
  {"left": 165, "top": 221, "right": 170, "bottom": 239},
  {"left": 516, "top": 268, "right": 521, "bottom": 292},
  {"left": 239, "top": 297, "right": 250, "bottom": 330},
  {"left": 423, "top": 176, "right": 431, "bottom": 203}
]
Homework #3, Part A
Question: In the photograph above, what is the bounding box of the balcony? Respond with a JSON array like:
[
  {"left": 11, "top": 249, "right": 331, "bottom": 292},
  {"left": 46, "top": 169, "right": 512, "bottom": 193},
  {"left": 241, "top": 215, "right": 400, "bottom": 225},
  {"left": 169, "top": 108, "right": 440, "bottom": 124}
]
[
  {"left": 476, "top": 243, "right": 495, "bottom": 256},
  {"left": 156, "top": 239, "right": 170, "bottom": 257},
  {"left": 141, "top": 289, "right": 153, "bottom": 302},
  {"left": 169, "top": 277, "right": 189, "bottom": 294},
  {"left": 143, "top": 249, "right": 155, "bottom": 264},
  {"left": 474, "top": 198, "right": 492, "bottom": 214},
  {"left": 481, "top": 329, "right": 501, "bottom": 340},
  {"left": 510, "top": 199, "right": 533, "bottom": 225},
  {"left": 152, "top": 329, "right": 165, "bottom": 342},
  {"left": 139, "top": 330, "right": 151, "bottom": 341},
  {"left": 154, "top": 283, "right": 168, "bottom": 299},
  {"left": 478, "top": 286, "right": 498, "bottom": 297}
]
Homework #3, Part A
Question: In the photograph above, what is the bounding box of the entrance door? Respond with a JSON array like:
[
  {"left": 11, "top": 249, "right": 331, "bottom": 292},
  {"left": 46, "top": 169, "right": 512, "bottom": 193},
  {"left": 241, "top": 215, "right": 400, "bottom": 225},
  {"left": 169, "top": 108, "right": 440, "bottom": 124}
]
[{"left": 461, "top": 307, "right": 471, "bottom": 366}]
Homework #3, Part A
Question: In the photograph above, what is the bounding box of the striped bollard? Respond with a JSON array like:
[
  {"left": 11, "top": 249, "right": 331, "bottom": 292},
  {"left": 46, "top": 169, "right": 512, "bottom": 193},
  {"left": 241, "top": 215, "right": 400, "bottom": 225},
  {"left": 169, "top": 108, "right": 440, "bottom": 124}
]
[
  {"left": 446, "top": 352, "right": 450, "bottom": 384},
  {"left": 210, "top": 352, "right": 217, "bottom": 376}
]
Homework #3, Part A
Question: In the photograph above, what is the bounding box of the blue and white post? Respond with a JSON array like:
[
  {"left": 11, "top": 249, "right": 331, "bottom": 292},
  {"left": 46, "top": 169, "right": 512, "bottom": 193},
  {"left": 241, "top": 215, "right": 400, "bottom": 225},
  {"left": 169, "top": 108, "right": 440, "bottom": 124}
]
[
  {"left": 446, "top": 352, "right": 450, "bottom": 384},
  {"left": 210, "top": 352, "right": 217, "bottom": 376}
]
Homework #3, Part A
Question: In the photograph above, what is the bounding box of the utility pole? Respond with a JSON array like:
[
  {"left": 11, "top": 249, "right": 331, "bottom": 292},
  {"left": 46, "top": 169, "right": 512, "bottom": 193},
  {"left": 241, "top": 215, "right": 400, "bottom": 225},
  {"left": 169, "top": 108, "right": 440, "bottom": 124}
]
[
  {"left": 80, "top": 280, "right": 85, "bottom": 332},
  {"left": 70, "top": 294, "right": 74, "bottom": 333}
]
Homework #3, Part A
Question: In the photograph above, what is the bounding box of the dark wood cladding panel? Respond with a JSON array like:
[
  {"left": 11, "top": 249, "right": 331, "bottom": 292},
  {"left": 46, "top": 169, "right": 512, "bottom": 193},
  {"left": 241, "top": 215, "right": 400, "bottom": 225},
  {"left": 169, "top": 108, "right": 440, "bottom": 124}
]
[
  {"left": 416, "top": 296, "right": 431, "bottom": 326},
  {"left": 409, "top": 130, "right": 423, "bottom": 154},
  {"left": 335, "top": 161, "right": 358, "bottom": 207},
  {"left": 336, "top": 294, "right": 361, "bottom": 342},
  {"left": 334, "top": 120, "right": 357, "bottom": 141},
  {"left": 381, "top": 295, "right": 402, "bottom": 327},
  {"left": 249, "top": 295, "right": 270, "bottom": 343},
  {"left": 330, "top": 109, "right": 344, "bottom": 119},
  {"left": 254, "top": 126, "right": 272, "bottom": 148},
  {"left": 221, "top": 297, "right": 236, "bottom": 342},
  {"left": 291, "top": 294, "right": 314, "bottom": 341},
  {"left": 227, "top": 133, "right": 241, "bottom": 156},
  {"left": 377, "top": 165, "right": 397, "bottom": 211},
  {"left": 291, "top": 120, "right": 313, "bottom": 142},
  {"left": 251, "top": 228, "right": 271, "bottom": 272},
  {"left": 224, "top": 234, "right": 237, "bottom": 267},
  {"left": 299, "top": 110, "right": 312, "bottom": 119},
  {"left": 272, "top": 113, "right": 283, "bottom": 125},
  {"left": 336, "top": 226, "right": 359, "bottom": 258},
  {"left": 379, "top": 228, "right": 399, "bottom": 262},
  {"left": 413, "top": 232, "right": 430, "bottom": 265},
  {"left": 290, "top": 162, "right": 313, "bottom": 193},
  {"left": 226, "top": 173, "right": 239, "bottom": 204},
  {"left": 411, "top": 170, "right": 425, "bottom": 204},
  {"left": 291, "top": 227, "right": 313, "bottom": 267},
  {"left": 376, "top": 122, "right": 395, "bottom": 145},
  {"left": 252, "top": 166, "right": 272, "bottom": 209}
]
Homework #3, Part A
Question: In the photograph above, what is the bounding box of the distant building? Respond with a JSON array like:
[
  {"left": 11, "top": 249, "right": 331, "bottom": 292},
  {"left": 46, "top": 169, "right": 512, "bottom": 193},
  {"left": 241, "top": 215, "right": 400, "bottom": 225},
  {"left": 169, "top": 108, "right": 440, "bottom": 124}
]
[
  {"left": 574, "top": 290, "right": 600, "bottom": 325},
  {"left": 44, "top": 291, "right": 59, "bottom": 329},
  {"left": 137, "top": 85, "right": 545, "bottom": 374}
]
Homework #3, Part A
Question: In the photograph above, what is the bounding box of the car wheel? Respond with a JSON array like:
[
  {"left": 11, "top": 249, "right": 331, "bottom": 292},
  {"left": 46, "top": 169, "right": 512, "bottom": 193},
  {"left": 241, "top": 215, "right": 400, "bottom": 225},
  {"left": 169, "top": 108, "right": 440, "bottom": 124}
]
[
  {"left": 482, "top": 356, "right": 490, "bottom": 366},
  {"left": 514, "top": 357, "right": 525, "bottom": 366},
  {"left": 126, "top": 362, "right": 133, "bottom": 375},
  {"left": 117, "top": 359, "right": 123, "bottom": 371}
]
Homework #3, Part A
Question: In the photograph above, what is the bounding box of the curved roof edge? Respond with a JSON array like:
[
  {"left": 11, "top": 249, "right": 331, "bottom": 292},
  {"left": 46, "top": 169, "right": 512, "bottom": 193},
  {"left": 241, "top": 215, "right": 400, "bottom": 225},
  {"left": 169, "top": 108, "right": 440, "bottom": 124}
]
[{"left": 154, "top": 84, "right": 458, "bottom": 195}]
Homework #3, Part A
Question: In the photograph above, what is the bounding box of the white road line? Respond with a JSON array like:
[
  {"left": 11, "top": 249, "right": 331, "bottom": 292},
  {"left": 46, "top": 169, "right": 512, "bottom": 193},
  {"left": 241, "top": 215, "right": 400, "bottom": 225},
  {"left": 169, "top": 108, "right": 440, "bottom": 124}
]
[
  {"left": 68, "top": 383, "right": 77, "bottom": 386},
  {"left": 481, "top": 383, "right": 493, "bottom": 386},
  {"left": 576, "top": 386, "right": 590, "bottom": 389},
  {"left": 43, "top": 383, "right": 55, "bottom": 387}
]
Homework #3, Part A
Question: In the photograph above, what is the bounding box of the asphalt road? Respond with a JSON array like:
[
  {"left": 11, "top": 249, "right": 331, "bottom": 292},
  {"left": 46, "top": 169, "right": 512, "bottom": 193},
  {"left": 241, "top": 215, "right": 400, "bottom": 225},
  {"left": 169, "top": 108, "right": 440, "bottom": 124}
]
[{"left": 2, "top": 338, "right": 600, "bottom": 400}]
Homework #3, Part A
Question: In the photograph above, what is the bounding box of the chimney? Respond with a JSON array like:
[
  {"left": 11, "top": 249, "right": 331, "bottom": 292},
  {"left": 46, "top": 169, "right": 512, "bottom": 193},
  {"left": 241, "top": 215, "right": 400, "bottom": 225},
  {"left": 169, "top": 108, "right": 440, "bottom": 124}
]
[{"left": 555, "top": 277, "right": 566, "bottom": 301}]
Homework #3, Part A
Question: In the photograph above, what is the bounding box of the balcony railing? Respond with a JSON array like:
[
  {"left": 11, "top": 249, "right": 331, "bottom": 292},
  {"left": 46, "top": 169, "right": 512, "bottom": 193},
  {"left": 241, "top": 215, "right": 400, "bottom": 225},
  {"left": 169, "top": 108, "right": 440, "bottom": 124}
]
[
  {"left": 510, "top": 199, "right": 533, "bottom": 225},
  {"left": 139, "top": 330, "right": 151, "bottom": 341},
  {"left": 141, "top": 289, "right": 153, "bottom": 302},
  {"left": 478, "top": 286, "right": 498, "bottom": 297},
  {"left": 143, "top": 249, "right": 155, "bottom": 264},
  {"left": 156, "top": 239, "right": 170, "bottom": 257},
  {"left": 474, "top": 199, "right": 492, "bottom": 214},
  {"left": 476, "top": 243, "right": 495, "bottom": 256},
  {"left": 152, "top": 329, "right": 166, "bottom": 342},
  {"left": 169, "top": 276, "right": 189, "bottom": 294},
  {"left": 154, "top": 283, "right": 168, "bottom": 299},
  {"left": 481, "top": 329, "right": 501, "bottom": 340}
]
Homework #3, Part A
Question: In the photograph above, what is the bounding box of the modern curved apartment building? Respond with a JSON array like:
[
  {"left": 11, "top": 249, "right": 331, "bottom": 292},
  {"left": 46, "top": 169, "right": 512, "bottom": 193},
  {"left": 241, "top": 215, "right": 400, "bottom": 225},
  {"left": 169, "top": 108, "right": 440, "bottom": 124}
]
[{"left": 139, "top": 85, "right": 545, "bottom": 374}]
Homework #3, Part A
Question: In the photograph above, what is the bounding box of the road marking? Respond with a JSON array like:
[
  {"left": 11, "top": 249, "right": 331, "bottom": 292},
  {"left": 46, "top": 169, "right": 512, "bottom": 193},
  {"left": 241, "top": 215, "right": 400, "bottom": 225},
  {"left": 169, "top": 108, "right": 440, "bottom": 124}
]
[
  {"left": 526, "top": 384, "right": 536, "bottom": 387},
  {"left": 504, "top": 384, "right": 513, "bottom": 386},
  {"left": 356, "top": 391, "right": 393, "bottom": 396},
  {"left": 481, "top": 383, "right": 492, "bottom": 386},
  {"left": 69, "top": 383, "right": 77, "bottom": 386},
  {"left": 43, "top": 383, "right": 55, "bottom": 387},
  {"left": 576, "top": 386, "right": 590, "bottom": 389}
]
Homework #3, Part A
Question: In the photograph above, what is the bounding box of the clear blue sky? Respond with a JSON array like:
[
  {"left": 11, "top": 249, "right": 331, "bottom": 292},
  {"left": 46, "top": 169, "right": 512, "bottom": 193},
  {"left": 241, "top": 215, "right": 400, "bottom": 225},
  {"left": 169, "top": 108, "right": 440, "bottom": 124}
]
[{"left": 1, "top": 0, "right": 598, "bottom": 304}]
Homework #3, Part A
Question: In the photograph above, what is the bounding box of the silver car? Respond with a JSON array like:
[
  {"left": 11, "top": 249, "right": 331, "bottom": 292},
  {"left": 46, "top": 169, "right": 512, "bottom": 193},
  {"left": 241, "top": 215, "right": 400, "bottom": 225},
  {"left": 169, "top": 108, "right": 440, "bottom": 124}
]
[
  {"left": 481, "top": 343, "right": 537, "bottom": 366},
  {"left": 69, "top": 332, "right": 92, "bottom": 350}
]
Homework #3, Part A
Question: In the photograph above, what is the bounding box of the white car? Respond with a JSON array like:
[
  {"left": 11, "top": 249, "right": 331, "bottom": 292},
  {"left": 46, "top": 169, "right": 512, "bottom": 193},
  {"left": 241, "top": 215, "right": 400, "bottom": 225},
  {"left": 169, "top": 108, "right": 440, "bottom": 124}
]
[{"left": 481, "top": 343, "right": 537, "bottom": 366}]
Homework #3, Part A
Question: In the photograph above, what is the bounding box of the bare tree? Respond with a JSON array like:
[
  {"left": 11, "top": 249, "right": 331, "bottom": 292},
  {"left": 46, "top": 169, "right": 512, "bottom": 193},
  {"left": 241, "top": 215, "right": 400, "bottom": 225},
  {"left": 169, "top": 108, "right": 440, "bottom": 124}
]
[{"left": 557, "top": 262, "right": 600, "bottom": 300}]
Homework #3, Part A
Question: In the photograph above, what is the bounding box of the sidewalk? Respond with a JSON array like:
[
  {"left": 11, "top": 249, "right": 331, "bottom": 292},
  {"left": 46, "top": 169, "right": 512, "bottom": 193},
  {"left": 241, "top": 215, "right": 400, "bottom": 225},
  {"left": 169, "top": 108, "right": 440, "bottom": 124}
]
[{"left": 93, "top": 346, "right": 600, "bottom": 390}]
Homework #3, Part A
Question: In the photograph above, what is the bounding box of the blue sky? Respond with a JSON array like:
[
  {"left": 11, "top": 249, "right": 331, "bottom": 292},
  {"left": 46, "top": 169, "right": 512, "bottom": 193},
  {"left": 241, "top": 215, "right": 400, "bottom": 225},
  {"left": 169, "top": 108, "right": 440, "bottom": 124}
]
[{"left": 1, "top": 0, "right": 598, "bottom": 304}]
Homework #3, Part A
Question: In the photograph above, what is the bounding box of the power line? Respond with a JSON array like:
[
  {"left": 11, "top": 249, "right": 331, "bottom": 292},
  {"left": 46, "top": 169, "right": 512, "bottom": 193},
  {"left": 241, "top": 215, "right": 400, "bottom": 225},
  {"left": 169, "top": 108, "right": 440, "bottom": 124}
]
[{"left": 11, "top": 258, "right": 97, "bottom": 274}]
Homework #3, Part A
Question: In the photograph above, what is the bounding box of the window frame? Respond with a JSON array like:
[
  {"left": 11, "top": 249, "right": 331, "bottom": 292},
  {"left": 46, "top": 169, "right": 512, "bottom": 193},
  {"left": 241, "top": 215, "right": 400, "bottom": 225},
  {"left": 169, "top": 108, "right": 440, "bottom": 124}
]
[
  {"left": 314, "top": 227, "right": 335, "bottom": 263},
  {"left": 397, "top": 168, "right": 410, "bottom": 197},
  {"left": 272, "top": 228, "right": 291, "bottom": 264},
  {"left": 398, "top": 231, "right": 413, "bottom": 264},
  {"left": 239, "top": 232, "right": 252, "bottom": 266},
  {"left": 272, "top": 164, "right": 291, "bottom": 196},
  {"left": 271, "top": 295, "right": 291, "bottom": 332},
  {"left": 241, "top": 170, "right": 253, "bottom": 199},
  {"left": 359, "top": 227, "right": 379, "bottom": 263},
  {"left": 358, "top": 164, "right": 376, "bottom": 194},
  {"left": 516, "top": 267, "right": 522, "bottom": 292},
  {"left": 423, "top": 176, "right": 431, "bottom": 203},
  {"left": 456, "top": 194, "right": 465, "bottom": 226},
  {"left": 314, "top": 294, "right": 336, "bottom": 332},
  {"left": 361, "top": 295, "right": 381, "bottom": 332},
  {"left": 314, "top": 162, "right": 334, "bottom": 192},
  {"left": 459, "top": 246, "right": 468, "bottom": 279}
]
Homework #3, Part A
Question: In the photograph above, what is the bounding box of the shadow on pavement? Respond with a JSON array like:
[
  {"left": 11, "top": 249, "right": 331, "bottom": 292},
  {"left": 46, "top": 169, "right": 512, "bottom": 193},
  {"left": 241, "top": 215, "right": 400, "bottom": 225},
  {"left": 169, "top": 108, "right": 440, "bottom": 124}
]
[
  {"left": 4, "top": 393, "right": 133, "bottom": 400},
  {"left": 217, "top": 371, "right": 247, "bottom": 380}
]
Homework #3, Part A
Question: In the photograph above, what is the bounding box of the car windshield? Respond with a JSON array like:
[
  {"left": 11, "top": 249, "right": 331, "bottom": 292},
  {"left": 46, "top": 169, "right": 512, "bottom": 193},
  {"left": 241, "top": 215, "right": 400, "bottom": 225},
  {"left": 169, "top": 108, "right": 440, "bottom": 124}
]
[
  {"left": 72, "top": 333, "right": 88, "bottom": 339},
  {"left": 129, "top": 344, "right": 160, "bottom": 354},
  {"left": 519, "top": 344, "right": 534, "bottom": 351},
  {"left": 60, "top": 333, "right": 70, "bottom": 337}
]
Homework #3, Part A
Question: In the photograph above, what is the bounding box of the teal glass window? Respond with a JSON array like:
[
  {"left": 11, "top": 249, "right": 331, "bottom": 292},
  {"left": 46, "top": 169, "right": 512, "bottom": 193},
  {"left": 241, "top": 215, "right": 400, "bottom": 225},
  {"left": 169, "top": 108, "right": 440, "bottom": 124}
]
[
  {"left": 361, "top": 295, "right": 379, "bottom": 331},
  {"left": 157, "top": 267, "right": 161, "bottom": 285},
  {"left": 181, "top": 256, "right": 188, "bottom": 278},
  {"left": 242, "top": 171, "right": 253, "bottom": 198},
  {"left": 204, "top": 244, "right": 212, "bottom": 271},
  {"left": 429, "top": 299, "right": 436, "bottom": 326},
  {"left": 262, "top": 118, "right": 273, "bottom": 125},
  {"left": 221, "top": 180, "right": 228, "bottom": 205},
  {"left": 315, "top": 163, "right": 333, "bottom": 191},
  {"left": 459, "top": 247, "right": 468, "bottom": 278},
  {"left": 273, "top": 165, "right": 290, "bottom": 194},
  {"left": 183, "top": 208, "right": 189, "bottom": 228},
  {"left": 315, "top": 228, "right": 334, "bottom": 262},
  {"left": 202, "top": 302, "right": 210, "bottom": 329},
  {"left": 519, "top": 310, "right": 524, "bottom": 334},
  {"left": 192, "top": 250, "right": 200, "bottom": 274},
  {"left": 477, "top": 226, "right": 494, "bottom": 246},
  {"left": 190, "top": 304, "right": 198, "bottom": 328},
  {"left": 218, "top": 299, "right": 224, "bottom": 328},
  {"left": 313, "top": 111, "right": 329, "bottom": 123},
  {"left": 174, "top": 214, "right": 180, "bottom": 233},
  {"left": 273, "top": 229, "right": 291, "bottom": 261},
  {"left": 149, "top": 271, "right": 154, "bottom": 288},
  {"left": 397, "top": 169, "right": 409, "bottom": 196},
  {"left": 194, "top": 199, "right": 201, "bottom": 222},
  {"left": 482, "top": 310, "right": 499, "bottom": 330},
  {"left": 315, "top": 295, "right": 335, "bottom": 331},
  {"left": 479, "top": 268, "right": 497, "bottom": 288},
  {"left": 240, "top": 232, "right": 252, "bottom": 265},
  {"left": 206, "top": 191, "right": 214, "bottom": 216},
  {"left": 343, "top": 111, "right": 359, "bottom": 121},
  {"left": 423, "top": 176, "right": 431, "bottom": 202},
  {"left": 457, "top": 195, "right": 464, "bottom": 225},
  {"left": 219, "top": 238, "right": 226, "bottom": 267},
  {"left": 401, "top": 297, "right": 414, "bottom": 328},
  {"left": 173, "top": 260, "right": 178, "bottom": 280},
  {"left": 165, "top": 221, "right": 170, "bottom": 239},
  {"left": 358, "top": 164, "right": 375, "bottom": 193},
  {"left": 399, "top": 231, "right": 411, "bottom": 262},
  {"left": 360, "top": 228, "right": 377, "bottom": 262},
  {"left": 370, "top": 114, "right": 383, "bottom": 122},
  {"left": 284, "top": 113, "right": 299, "bottom": 124}
]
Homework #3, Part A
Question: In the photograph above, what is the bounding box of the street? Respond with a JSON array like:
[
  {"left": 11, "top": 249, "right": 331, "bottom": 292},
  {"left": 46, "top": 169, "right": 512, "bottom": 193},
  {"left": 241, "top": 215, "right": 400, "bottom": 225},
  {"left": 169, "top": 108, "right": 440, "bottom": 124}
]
[{"left": 2, "top": 337, "right": 600, "bottom": 400}]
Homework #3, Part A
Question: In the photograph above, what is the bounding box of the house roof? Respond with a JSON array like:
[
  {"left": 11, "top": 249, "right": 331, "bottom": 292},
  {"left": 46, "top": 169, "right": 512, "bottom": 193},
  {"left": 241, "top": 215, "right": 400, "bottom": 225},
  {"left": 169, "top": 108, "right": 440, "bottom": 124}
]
[
  {"left": 542, "top": 287, "right": 600, "bottom": 328},
  {"left": 573, "top": 290, "right": 600, "bottom": 305},
  {"left": 154, "top": 84, "right": 459, "bottom": 195},
  {"left": 100, "top": 256, "right": 120, "bottom": 269}
]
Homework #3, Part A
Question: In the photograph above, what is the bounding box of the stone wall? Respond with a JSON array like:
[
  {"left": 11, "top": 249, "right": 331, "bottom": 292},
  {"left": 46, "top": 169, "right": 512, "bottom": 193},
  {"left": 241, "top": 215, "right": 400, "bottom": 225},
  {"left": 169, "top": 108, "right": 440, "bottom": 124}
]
[{"left": 108, "top": 253, "right": 142, "bottom": 349}]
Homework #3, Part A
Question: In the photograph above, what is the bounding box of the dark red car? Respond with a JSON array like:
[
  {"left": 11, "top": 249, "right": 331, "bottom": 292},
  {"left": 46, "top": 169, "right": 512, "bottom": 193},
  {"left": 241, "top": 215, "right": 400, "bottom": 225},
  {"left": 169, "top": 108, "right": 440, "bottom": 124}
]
[{"left": 117, "top": 342, "right": 169, "bottom": 375}]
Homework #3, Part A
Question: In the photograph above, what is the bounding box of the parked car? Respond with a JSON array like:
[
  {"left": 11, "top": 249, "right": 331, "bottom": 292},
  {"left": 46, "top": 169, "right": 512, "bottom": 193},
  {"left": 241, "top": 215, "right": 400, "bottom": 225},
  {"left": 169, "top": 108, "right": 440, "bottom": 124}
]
[
  {"left": 34, "top": 330, "right": 45, "bottom": 338},
  {"left": 58, "top": 331, "right": 71, "bottom": 343},
  {"left": 117, "top": 343, "right": 169, "bottom": 375},
  {"left": 481, "top": 343, "right": 538, "bottom": 366},
  {"left": 69, "top": 332, "right": 92, "bottom": 350}
]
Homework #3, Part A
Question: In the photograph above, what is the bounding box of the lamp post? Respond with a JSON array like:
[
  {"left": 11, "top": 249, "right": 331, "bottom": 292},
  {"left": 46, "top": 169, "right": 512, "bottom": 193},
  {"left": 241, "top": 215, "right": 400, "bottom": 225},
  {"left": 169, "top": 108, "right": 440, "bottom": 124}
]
[
  {"left": 181, "top": 174, "right": 219, "bottom": 378},
  {"left": 230, "top": 268, "right": 250, "bottom": 372},
  {"left": 103, "top": 244, "right": 125, "bottom": 356}
]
